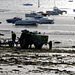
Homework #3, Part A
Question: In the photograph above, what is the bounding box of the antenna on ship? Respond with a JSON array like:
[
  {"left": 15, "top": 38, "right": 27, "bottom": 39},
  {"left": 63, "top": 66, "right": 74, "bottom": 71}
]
[{"left": 38, "top": 0, "right": 40, "bottom": 7}]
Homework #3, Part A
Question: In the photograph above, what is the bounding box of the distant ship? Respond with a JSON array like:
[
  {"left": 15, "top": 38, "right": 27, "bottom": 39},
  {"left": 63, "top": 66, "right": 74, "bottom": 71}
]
[
  {"left": 23, "top": 3, "right": 33, "bottom": 6},
  {"left": 73, "top": 9, "right": 75, "bottom": 12},
  {"left": 68, "top": 0, "right": 73, "bottom": 2}
]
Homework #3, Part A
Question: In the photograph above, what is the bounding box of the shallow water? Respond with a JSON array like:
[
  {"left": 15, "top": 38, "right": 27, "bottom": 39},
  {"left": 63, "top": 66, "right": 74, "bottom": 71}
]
[{"left": 0, "top": 13, "right": 75, "bottom": 48}]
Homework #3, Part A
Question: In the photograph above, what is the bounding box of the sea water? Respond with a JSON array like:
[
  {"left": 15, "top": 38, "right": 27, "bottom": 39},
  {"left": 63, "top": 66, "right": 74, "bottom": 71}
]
[{"left": 0, "top": 0, "right": 75, "bottom": 48}]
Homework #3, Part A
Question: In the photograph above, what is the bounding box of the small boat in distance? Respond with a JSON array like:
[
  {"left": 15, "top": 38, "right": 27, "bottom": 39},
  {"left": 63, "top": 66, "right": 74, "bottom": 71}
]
[
  {"left": 74, "top": 17, "right": 75, "bottom": 19},
  {"left": 46, "top": 7, "right": 67, "bottom": 15},
  {"left": 6, "top": 17, "right": 22, "bottom": 23},
  {"left": 73, "top": 9, "right": 75, "bottom": 12},
  {"left": 0, "top": 22, "right": 1, "bottom": 24},
  {"left": 23, "top": 3, "right": 33, "bottom": 6},
  {"left": 68, "top": 0, "right": 73, "bottom": 2}
]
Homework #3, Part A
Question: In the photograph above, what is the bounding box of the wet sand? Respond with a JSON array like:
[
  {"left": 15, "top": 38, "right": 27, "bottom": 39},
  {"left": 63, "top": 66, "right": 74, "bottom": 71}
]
[{"left": 0, "top": 46, "right": 75, "bottom": 75}]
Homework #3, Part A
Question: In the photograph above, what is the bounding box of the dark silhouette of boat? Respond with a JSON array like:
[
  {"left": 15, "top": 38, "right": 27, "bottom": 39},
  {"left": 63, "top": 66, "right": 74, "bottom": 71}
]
[
  {"left": 23, "top": 3, "right": 33, "bottom": 6},
  {"left": 46, "top": 7, "right": 67, "bottom": 15},
  {"left": 0, "top": 22, "right": 1, "bottom": 24},
  {"left": 6, "top": 17, "right": 22, "bottom": 23},
  {"left": 68, "top": 0, "right": 73, "bottom": 2}
]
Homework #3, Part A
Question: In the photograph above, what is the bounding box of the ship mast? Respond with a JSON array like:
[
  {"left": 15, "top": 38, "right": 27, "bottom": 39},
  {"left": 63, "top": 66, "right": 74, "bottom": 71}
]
[
  {"left": 54, "top": 0, "right": 56, "bottom": 7},
  {"left": 38, "top": 0, "right": 40, "bottom": 7}
]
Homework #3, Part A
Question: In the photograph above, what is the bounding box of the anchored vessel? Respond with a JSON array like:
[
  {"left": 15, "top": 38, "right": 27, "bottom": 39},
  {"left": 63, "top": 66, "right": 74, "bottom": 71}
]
[{"left": 6, "top": 17, "right": 22, "bottom": 23}]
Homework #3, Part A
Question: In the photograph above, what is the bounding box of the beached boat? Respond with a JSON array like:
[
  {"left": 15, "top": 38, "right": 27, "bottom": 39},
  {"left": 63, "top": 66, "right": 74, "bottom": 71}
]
[
  {"left": 38, "top": 17, "right": 54, "bottom": 24},
  {"left": 15, "top": 19, "right": 38, "bottom": 25},
  {"left": 6, "top": 17, "right": 22, "bottom": 23}
]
